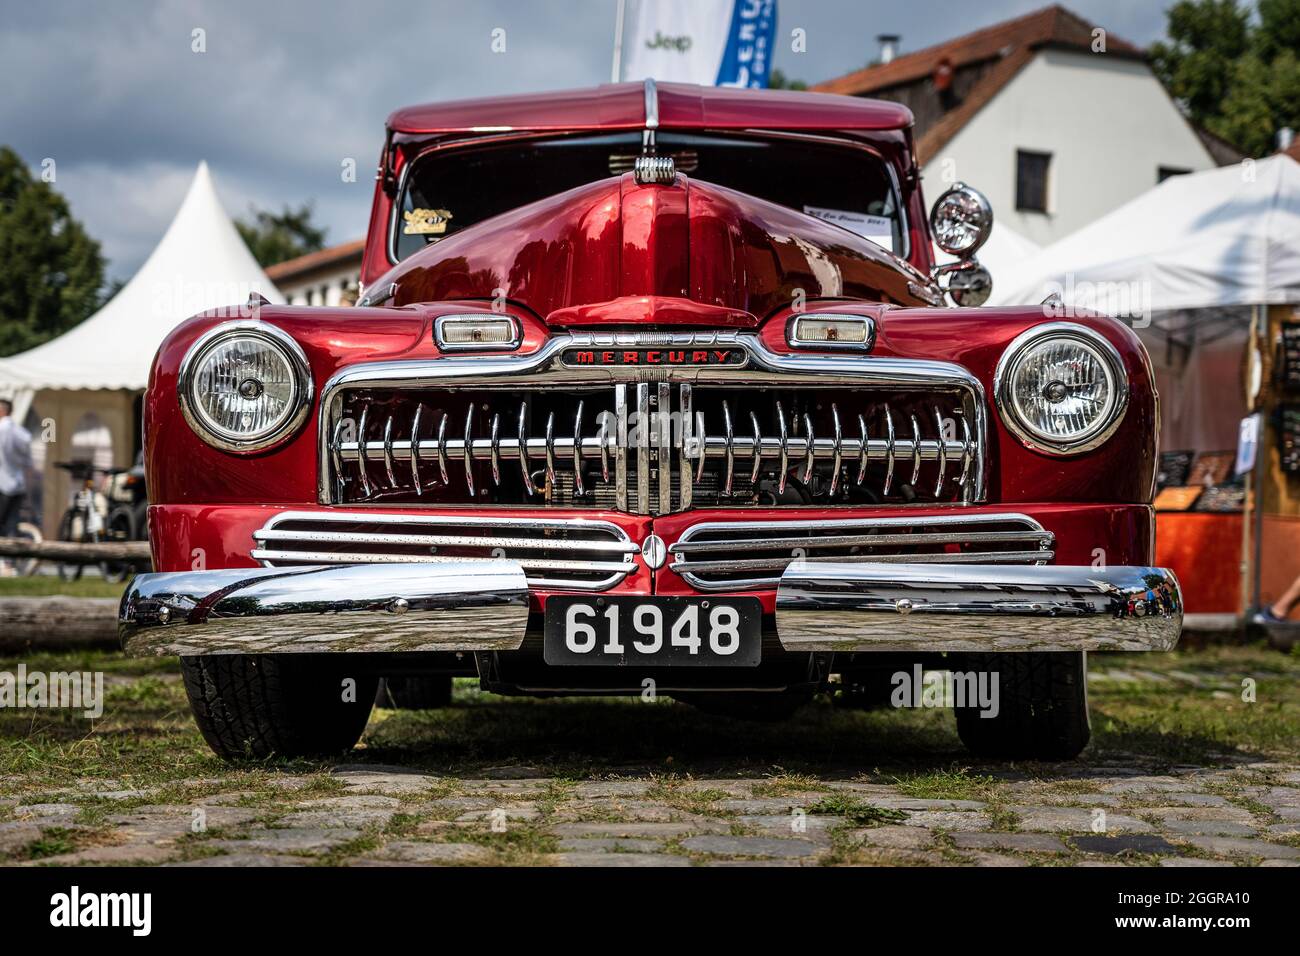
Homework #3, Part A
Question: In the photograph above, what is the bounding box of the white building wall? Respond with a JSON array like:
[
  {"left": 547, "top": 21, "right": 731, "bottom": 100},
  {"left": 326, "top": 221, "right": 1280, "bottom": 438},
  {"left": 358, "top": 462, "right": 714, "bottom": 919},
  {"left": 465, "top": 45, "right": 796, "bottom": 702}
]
[
  {"left": 276, "top": 262, "right": 361, "bottom": 306},
  {"left": 922, "top": 49, "right": 1218, "bottom": 247}
]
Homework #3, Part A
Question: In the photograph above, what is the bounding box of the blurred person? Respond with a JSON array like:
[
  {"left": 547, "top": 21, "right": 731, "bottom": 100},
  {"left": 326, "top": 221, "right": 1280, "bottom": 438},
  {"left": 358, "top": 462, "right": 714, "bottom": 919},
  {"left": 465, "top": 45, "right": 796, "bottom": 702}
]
[
  {"left": 1255, "top": 577, "right": 1300, "bottom": 626},
  {"left": 0, "top": 398, "right": 33, "bottom": 574}
]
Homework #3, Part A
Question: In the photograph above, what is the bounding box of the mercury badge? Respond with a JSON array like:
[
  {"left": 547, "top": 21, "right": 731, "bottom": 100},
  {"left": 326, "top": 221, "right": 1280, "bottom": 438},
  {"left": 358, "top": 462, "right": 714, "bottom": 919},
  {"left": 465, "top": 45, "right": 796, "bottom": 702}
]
[{"left": 403, "top": 207, "right": 453, "bottom": 235}]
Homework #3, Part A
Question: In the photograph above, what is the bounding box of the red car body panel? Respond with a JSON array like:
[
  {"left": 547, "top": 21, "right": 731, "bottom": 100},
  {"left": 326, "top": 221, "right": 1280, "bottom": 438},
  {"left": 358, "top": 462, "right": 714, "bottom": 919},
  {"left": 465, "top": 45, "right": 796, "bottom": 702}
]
[
  {"left": 145, "top": 82, "right": 1159, "bottom": 614},
  {"left": 145, "top": 305, "right": 1156, "bottom": 511}
]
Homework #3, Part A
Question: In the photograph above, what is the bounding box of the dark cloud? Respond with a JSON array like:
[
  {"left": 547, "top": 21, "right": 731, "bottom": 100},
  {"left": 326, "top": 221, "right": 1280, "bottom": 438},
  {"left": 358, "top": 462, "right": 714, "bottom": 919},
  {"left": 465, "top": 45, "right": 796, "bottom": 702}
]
[{"left": 1, "top": 0, "right": 1168, "bottom": 282}]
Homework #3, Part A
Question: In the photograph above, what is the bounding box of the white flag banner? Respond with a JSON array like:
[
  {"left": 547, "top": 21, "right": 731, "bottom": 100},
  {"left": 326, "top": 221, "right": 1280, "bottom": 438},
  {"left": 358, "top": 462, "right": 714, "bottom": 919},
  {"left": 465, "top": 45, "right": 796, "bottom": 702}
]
[{"left": 621, "top": 0, "right": 777, "bottom": 88}]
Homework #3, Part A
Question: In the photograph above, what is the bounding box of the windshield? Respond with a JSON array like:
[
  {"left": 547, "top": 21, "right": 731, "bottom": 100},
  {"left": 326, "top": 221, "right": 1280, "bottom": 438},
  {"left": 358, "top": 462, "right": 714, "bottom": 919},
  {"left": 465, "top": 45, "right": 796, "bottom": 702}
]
[{"left": 392, "top": 131, "right": 906, "bottom": 262}]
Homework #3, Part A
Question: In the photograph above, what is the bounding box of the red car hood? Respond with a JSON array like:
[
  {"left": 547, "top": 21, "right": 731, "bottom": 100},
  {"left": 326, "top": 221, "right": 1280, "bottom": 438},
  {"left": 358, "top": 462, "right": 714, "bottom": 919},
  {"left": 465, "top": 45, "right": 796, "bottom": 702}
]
[{"left": 375, "top": 173, "right": 933, "bottom": 327}]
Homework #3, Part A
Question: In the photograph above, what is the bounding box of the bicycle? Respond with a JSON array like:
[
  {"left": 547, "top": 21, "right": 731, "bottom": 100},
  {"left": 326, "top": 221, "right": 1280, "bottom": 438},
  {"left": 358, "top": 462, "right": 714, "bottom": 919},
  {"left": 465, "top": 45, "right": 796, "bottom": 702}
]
[{"left": 53, "top": 461, "right": 117, "bottom": 582}]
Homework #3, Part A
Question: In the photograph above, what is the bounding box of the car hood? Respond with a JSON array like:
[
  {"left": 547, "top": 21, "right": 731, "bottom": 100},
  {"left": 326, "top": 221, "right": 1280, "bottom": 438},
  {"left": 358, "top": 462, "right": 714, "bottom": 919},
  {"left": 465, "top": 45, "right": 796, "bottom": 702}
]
[{"left": 373, "top": 172, "right": 935, "bottom": 326}]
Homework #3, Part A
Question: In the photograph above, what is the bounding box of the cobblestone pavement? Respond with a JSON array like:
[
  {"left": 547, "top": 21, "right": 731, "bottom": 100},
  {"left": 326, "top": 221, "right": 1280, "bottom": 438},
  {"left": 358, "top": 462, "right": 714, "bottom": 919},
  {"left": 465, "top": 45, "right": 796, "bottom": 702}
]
[
  {"left": 2, "top": 647, "right": 1299, "bottom": 867},
  {"left": 4, "top": 761, "right": 1300, "bottom": 867}
]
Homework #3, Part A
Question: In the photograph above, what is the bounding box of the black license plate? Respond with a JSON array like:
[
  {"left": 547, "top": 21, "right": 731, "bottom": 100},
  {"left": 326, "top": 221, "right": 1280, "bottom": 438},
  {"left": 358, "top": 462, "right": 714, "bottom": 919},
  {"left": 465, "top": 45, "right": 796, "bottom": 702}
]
[{"left": 543, "top": 596, "right": 762, "bottom": 666}]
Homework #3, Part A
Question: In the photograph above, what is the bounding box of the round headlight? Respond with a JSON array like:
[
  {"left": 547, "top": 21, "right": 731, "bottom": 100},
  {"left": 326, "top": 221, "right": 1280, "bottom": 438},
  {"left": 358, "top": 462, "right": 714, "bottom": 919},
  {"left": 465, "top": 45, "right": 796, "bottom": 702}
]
[
  {"left": 930, "top": 183, "right": 993, "bottom": 257},
  {"left": 178, "top": 323, "right": 311, "bottom": 452},
  {"left": 994, "top": 324, "right": 1128, "bottom": 454}
]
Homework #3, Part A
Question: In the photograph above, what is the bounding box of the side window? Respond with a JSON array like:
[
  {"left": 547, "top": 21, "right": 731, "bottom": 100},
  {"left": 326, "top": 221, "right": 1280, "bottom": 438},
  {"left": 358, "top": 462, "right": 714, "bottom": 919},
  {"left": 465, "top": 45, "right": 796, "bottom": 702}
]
[{"left": 1015, "top": 149, "right": 1051, "bottom": 213}]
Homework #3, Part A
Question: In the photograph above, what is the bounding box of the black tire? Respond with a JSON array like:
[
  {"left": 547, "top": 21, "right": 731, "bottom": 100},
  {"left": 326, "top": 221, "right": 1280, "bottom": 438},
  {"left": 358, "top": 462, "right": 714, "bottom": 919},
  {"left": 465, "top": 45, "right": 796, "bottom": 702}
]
[
  {"left": 181, "top": 655, "right": 378, "bottom": 760},
  {"left": 954, "top": 652, "right": 1090, "bottom": 760},
  {"left": 56, "top": 511, "right": 84, "bottom": 582},
  {"left": 677, "top": 691, "right": 811, "bottom": 722},
  {"left": 376, "top": 674, "right": 453, "bottom": 710}
]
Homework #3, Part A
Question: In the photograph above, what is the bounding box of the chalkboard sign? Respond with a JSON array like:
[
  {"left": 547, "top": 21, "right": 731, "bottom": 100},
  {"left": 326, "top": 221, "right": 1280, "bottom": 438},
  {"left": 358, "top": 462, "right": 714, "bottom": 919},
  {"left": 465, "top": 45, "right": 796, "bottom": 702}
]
[
  {"left": 1280, "top": 405, "right": 1300, "bottom": 474},
  {"left": 1281, "top": 323, "right": 1300, "bottom": 390}
]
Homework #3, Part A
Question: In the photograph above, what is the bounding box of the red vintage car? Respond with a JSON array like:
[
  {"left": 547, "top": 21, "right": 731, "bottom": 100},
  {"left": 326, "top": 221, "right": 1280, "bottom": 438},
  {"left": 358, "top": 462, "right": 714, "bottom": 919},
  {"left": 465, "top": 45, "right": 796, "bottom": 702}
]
[{"left": 121, "top": 81, "right": 1181, "bottom": 761}]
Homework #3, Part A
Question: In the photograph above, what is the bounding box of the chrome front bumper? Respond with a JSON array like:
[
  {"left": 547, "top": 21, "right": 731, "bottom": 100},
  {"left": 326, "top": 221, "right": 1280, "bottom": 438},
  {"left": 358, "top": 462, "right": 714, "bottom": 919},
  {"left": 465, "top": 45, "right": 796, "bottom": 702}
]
[
  {"left": 119, "top": 562, "right": 529, "bottom": 656},
  {"left": 120, "top": 559, "right": 1182, "bottom": 658},
  {"left": 775, "top": 562, "right": 1182, "bottom": 652}
]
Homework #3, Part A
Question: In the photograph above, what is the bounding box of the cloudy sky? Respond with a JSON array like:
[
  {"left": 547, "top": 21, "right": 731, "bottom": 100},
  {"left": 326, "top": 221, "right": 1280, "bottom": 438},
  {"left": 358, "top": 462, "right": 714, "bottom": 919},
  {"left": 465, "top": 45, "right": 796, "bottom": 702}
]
[{"left": 2, "top": 0, "right": 1172, "bottom": 283}]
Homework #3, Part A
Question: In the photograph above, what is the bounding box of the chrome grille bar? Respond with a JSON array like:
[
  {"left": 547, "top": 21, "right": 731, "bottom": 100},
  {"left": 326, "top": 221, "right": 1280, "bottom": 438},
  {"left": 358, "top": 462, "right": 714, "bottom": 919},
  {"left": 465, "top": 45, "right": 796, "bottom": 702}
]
[
  {"left": 253, "top": 512, "right": 637, "bottom": 590},
  {"left": 320, "top": 333, "right": 991, "bottom": 513},
  {"left": 669, "top": 514, "right": 1053, "bottom": 590}
]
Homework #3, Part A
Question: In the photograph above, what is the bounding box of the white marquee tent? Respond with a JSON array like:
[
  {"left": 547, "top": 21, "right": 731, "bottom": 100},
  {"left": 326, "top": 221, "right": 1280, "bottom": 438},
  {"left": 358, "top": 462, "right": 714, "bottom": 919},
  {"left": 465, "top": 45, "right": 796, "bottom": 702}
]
[
  {"left": 991, "top": 154, "right": 1300, "bottom": 311},
  {"left": 934, "top": 221, "right": 1041, "bottom": 288},
  {"left": 988, "top": 154, "right": 1300, "bottom": 453},
  {"left": 0, "top": 161, "right": 282, "bottom": 533}
]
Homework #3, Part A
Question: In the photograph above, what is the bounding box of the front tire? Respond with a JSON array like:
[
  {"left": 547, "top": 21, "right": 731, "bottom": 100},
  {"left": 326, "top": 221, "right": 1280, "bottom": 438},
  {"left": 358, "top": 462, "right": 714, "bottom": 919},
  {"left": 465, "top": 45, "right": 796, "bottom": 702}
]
[
  {"left": 954, "top": 652, "right": 1090, "bottom": 760},
  {"left": 181, "top": 655, "right": 377, "bottom": 760}
]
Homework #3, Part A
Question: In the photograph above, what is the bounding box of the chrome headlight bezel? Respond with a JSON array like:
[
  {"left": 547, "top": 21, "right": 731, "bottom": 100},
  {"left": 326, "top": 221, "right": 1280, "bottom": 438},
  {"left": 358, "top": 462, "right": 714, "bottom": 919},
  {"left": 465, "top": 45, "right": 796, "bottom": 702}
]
[
  {"left": 993, "top": 323, "right": 1129, "bottom": 455},
  {"left": 930, "top": 183, "right": 993, "bottom": 258},
  {"left": 177, "top": 321, "right": 313, "bottom": 453}
]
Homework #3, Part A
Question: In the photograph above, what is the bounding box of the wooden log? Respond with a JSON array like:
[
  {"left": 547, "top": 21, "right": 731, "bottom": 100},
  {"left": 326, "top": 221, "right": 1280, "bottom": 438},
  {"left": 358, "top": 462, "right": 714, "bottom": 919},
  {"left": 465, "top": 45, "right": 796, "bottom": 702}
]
[
  {"left": 0, "top": 597, "right": 121, "bottom": 651},
  {"left": 0, "top": 536, "right": 152, "bottom": 567}
]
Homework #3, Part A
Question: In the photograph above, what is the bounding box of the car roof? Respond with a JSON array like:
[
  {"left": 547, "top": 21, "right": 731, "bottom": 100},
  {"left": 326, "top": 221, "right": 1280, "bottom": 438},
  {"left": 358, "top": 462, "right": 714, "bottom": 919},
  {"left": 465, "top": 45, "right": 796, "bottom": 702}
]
[{"left": 386, "top": 80, "right": 914, "bottom": 136}]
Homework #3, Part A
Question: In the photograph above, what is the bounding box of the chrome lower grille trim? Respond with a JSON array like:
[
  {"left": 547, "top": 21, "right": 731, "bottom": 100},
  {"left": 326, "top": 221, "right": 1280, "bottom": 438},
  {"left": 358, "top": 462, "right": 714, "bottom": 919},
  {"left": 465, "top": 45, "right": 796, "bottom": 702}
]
[
  {"left": 669, "top": 513, "right": 1054, "bottom": 590},
  {"left": 252, "top": 512, "right": 637, "bottom": 590}
]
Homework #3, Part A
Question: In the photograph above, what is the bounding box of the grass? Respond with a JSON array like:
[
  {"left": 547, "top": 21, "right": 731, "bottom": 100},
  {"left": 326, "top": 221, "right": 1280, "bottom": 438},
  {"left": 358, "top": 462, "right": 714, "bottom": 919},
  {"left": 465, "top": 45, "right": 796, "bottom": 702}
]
[
  {"left": 806, "top": 793, "right": 907, "bottom": 826},
  {"left": 891, "top": 766, "right": 1001, "bottom": 801},
  {"left": 0, "top": 576, "right": 129, "bottom": 599},
  {"left": 0, "top": 641, "right": 1297, "bottom": 864}
]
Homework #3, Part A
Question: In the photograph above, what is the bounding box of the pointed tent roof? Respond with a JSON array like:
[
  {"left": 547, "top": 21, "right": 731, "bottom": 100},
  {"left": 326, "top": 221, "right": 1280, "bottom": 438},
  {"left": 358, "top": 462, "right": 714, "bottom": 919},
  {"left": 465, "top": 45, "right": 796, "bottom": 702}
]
[{"left": 0, "top": 161, "right": 283, "bottom": 393}]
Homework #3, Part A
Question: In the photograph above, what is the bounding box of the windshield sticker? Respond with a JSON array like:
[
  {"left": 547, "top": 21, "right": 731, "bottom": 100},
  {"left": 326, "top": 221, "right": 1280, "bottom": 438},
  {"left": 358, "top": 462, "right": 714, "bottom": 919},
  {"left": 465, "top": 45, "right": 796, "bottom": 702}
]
[
  {"left": 803, "top": 206, "right": 894, "bottom": 251},
  {"left": 404, "top": 208, "right": 453, "bottom": 235}
]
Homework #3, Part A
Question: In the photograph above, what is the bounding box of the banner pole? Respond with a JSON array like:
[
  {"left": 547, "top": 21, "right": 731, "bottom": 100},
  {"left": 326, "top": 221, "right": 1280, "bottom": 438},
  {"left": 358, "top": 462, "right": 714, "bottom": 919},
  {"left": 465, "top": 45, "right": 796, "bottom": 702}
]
[{"left": 611, "top": 0, "right": 627, "bottom": 82}]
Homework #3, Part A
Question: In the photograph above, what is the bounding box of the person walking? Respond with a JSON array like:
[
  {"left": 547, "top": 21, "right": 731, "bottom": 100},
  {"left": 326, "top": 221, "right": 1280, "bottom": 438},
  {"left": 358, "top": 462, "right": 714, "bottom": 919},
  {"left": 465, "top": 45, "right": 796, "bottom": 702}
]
[{"left": 0, "top": 399, "right": 34, "bottom": 575}]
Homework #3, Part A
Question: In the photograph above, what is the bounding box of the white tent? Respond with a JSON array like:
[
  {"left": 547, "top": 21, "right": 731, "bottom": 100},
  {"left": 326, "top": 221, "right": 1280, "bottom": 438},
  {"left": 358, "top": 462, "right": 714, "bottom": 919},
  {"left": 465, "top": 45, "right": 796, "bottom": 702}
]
[
  {"left": 0, "top": 161, "right": 282, "bottom": 396},
  {"left": 0, "top": 161, "right": 281, "bottom": 534},
  {"left": 992, "top": 154, "right": 1300, "bottom": 310},
  {"left": 934, "top": 221, "right": 1041, "bottom": 287}
]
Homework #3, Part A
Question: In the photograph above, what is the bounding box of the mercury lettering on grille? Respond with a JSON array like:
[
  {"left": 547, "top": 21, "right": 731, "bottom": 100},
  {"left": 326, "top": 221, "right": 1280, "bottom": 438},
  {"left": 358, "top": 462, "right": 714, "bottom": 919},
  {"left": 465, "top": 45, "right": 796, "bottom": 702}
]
[{"left": 560, "top": 348, "right": 745, "bottom": 366}]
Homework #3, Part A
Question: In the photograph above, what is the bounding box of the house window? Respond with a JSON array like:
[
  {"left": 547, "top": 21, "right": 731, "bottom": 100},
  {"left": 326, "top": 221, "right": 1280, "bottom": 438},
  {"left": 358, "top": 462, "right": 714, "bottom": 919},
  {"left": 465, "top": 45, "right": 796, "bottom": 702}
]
[
  {"left": 1015, "top": 150, "right": 1051, "bottom": 213},
  {"left": 1158, "top": 166, "right": 1191, "bottom": 183}
]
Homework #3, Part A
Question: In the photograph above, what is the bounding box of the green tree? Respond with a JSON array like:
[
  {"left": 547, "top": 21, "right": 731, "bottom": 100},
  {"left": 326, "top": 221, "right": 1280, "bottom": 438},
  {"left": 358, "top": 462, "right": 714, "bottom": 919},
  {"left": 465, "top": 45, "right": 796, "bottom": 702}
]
[
  {"left": 235, "top": 202, "right": 327, "bottom": 267},
  {"left": 1151, "top": 0, "right": 1300, "bottom": 157},
  {"left": 768, "top": 68, "right": 807, "bottom": 90},
  {"left": 0, "top": 147, "right": 108, "bottom": 357}
]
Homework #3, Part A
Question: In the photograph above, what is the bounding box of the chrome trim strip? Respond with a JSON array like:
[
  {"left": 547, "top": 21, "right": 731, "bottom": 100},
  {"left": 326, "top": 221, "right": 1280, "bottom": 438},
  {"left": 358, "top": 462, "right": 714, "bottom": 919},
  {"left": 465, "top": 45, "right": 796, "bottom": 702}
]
[
  {"left": 357, "top": 404, "right": 373, "bottom": 497},
  {"left": 410, "top": 404, "right": 425, "bottom": 494},
  {"left": 933, "top": 406, "right": 947, "bottom": 497},
  {"left": 658, "top": 381, "right": 672, "bottom": 514},
  {"left": 615, "top": 384, "right": 629, "bottom": 511},
  {"left": 572, "top": 400, "right": 585, "bottom": 496},
  {"left": 119, "top": 562, "right": 530, "bottom": 657},
  {"left": 518, "top": 402, "right": 536, "bottom": 495},
  {"left": 636, "top": 382, "right": 650, "bottom": 514},
  {"left": 679, "top": 384, "right": 694, "bottom": 510},
  {"left": 775, "top": 563, "right": 1183, "bottom": 653},
  {"left": 252, "top": 511, "right": 637, "bottom": 591},
  {"left": 382, "top": 415, "right": 397, "bottom": 486},
  {"left": 669, "top": 512, "right": 1052, "bottom": 591}
]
